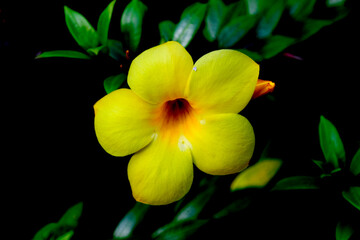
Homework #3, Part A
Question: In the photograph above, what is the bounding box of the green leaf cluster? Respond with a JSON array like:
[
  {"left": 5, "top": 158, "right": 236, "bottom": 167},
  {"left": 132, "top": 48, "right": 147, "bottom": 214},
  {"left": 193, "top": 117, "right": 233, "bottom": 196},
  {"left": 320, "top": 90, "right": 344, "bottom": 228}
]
[
  {"left": 33, "top": 202, "right": 83, "bottom": 240},
  {"left": 159, "top": 0, "right": 348, "bottom": 61}
]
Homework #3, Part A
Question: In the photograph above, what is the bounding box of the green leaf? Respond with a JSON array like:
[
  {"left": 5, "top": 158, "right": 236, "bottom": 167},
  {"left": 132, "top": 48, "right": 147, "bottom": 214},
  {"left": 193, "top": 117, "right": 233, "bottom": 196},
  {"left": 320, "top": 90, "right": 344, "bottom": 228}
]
[
  {"left": 342, "top": 187, "right": 360, "bottom": 211},
  {"left": 203, "top": 0, "right": 226, "bottom": 42},
  {"left": 350, "top": 148, "right": 360, "bottom": 176},
  {"left": 159, "top": 20, "right": 176, "bottom": 43},
  {"left": 104, "top": 73, "right": 126, "bottom": 94},
  {"left": 113, "top": 202, "right": 150, "bottom": 239},
  {"left": 245, "top": 0, "right": 273, "bottom": 15},
  {"left": 213, "top": 196, "right": 253, "bottom": 219},
  {"left": 121, "top": 0, "right": 147, "bottom": 52},
  {"left": 336, "top": 220, "right": 354, "bottom": 240},
  {"left": 152, "top": 219, "right": 208, "bottom": 240},
  {"left": 327, "top": 0, "right": 346, "bottom": 7},
  {"left": 174, "top": 183, "right": 216, "bottom": 222},
  {"left": 272, "top": 176, "right": 320, "bottom": 191},
  {"left": 301, "top": 18, "right": 334, "bottom": 41},
  {"left": 97, "top": 0, "right": 117, "bottom": 45},
  {"left": 107, "top": 39, "right": 126, "bottom": 61},
  {"left": 319, "top": 115, "right": 346, "bottom": 170},
  {"left": 287, "top": 0, "right": 316, "bottom": 21},
  {"left": 218, "top": 14, "right": 258, "bottom": 48},
  {"left": 33, "top": 223, "right": 59, "bottom": 240},
  {"left": 87, "top": 45, "right": 107, "bottom": 56},
  {"left": 58, "top": 202, "right": 83, "bottom": 228},
  {"left": 261, "top": 35, "right": 296, "bottom": 59},
  {"left": 64, "top": 6, "right": 99, "bottom": 50},
  {"left": 56, "top": 231, "right": 74, "bottom": 240},
  {"left": 256, "top": 0, "right": 285, "bottom": 39},
  {"left": 173, "top": 2, "right": 208, "bottom": 48},
  {"left": 35, "top": 50, "right": 91, "bottom": 60}
]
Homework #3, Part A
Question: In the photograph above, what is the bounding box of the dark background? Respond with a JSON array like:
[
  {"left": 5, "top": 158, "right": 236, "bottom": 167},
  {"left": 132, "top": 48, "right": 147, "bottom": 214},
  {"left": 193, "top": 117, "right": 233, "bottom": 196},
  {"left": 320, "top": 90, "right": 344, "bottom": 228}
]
[{"left": 1, "top": 0, "right": 359, "bottom": 239}]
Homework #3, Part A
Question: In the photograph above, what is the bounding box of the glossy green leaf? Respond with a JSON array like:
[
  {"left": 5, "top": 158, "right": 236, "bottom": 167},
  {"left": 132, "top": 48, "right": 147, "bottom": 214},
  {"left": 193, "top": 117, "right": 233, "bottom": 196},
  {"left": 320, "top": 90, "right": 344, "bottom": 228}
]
[
  {"left": 261, "top": 35, "right": 296, "bottom": 59},
  {"left": 336, "top": 220, "right": 354, "bottom": 240},
  {"left": 203, "top": 0, "right": 226, "bottom": 42},
  {"left": 350, "top": 148, "right": 360, "bottom": 176},
  {"left": 58, "top": 202, "right": 83, "bottom": 228},
  {"left": 104, "top": 74, "right": 126, "bottom": 94},
  {"left": 319, "top": 115, "right": 346, "bottom": 170},
  {"left": 213, "top": 196, "right": 253, "bottom": 219},
  {"left": 287, "top": 0, "right": 316, "bottom": 21},
  {"left": 256, "top": 0, "right": 285, "bottom": 39},
  {"left": 218, "top": 14, "right": 258, "bottom": 48},
  {"left": 107, "top": 39, "right": 126, "bottom": 61},
  {"left": 272, "top": 176, "right": 320, "bottom": 191},
  {"left": 159, "top": 20, "right": 176, "bottom": 43},
  {"left": 152, "top": 219, "right": 208, "bottom": 240},
  {"left": 87, "top": 45, "right": 107, "bottom": 56},
  {"left": 35, "top": 50, "right": 91, "bottom": 60},
  {"left": 64, "top": 6, "right": 99, "bottom": 50},
  {"left": 342, "top": 187, "right": 360, "bottom": 211},
  {"left": 113, "top": 202, "right": 150, "bottom": 239},
  {"left": 97, "top": 0, "right": 116, "bottom": 45},
  {"left": 120, "top": 0, "right": 147, "bottom": 52},
  {"left": 301, "top": 18, "right": 333, "bottom": 41},
  {"left": 173, "top": 2, "right": 207, "bottom": 48}
]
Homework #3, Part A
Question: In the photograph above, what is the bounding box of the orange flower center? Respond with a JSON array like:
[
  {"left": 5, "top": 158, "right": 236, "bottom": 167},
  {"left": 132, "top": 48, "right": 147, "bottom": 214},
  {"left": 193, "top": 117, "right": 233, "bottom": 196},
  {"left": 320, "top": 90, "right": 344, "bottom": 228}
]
[{"left": 154, "top": 98, "right": 198, "bottom": 136}]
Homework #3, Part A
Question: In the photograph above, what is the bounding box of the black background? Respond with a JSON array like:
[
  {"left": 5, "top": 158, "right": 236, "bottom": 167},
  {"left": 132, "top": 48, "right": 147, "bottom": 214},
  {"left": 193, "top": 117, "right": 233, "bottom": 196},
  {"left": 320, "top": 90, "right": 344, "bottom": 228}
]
[{"left": 1, "top": 0, "right": 359, "bottom": 239}]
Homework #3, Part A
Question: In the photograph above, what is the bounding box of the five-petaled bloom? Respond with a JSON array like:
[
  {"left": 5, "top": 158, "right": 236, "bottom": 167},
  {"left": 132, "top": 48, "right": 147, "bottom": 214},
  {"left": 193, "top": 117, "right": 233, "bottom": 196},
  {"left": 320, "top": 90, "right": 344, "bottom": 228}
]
[{"left": 94, "top": 41, "right": 259, "bottom": 205}]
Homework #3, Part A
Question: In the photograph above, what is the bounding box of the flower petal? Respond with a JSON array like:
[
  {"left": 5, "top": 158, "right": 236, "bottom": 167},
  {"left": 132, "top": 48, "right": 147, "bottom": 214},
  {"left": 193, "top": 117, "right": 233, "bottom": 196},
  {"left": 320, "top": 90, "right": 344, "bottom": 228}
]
[
  {"left": 185, "top": 50, "right": 259, "bottom": 114},
  {"left": 128, "top": 41, "right": 193, "bottom": 104},
  {"left": 188, "top": 114, "right": 255, "bottom": 175},
  {"left": 128, "top": 133, "right": 193, "bottom": 205},
  {"left": 94, "top": 89, "right": 155, "bottom": 156}
]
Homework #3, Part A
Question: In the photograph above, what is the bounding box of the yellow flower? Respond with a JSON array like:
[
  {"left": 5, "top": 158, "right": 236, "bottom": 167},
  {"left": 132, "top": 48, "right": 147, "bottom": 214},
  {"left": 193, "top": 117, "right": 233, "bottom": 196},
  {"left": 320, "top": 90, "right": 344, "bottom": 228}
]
[{"left": 94, "top": 41, "right": 259, "bottom": 205}]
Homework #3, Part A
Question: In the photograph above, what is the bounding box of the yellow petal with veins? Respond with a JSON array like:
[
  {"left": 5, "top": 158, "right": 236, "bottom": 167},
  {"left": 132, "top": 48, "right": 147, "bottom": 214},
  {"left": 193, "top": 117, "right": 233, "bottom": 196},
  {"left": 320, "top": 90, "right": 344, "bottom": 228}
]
[
  {"left": 94, "top": 89, "right": 156, "bottom": 157},
  {"left": 128, "top": 133, "right": 193, "bottom": 205},
  {"left": 185, "top": 50, "right": 259, "bottom": 115},
  {"left": 128, "top": 41, "right": 193, "bottom": 104},
  {"left": 189, "top": 113, "right": 255, "bottom": 175}
]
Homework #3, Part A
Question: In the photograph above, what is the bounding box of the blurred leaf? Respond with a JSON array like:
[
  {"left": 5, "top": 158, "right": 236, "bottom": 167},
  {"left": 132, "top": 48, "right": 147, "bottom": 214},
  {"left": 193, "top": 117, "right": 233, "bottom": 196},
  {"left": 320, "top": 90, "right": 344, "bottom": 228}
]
[
  {"left": 173, "top": 2, "right": 207, "bottom": 48},
  {"left": 245, "top": 0, "right": 270, "bottom": 15},
  {"left": 342, "top": 187, "right": 360, "bottom": 211},
  {"left": 203, "top": 0, "right": 226, "bottom": 42},
  {"left": 113, "top": 202, "right": 150, "bottom": 239},
  {"left": 33, "top": 223, "right": 59, "bottom": 240},
  {"left": 218, "top": 15, "right": 258, "bottom": 48},
  {"left": 55, "top": 231, "right": 74, "bottom": 240},
  {"left": 159, "top": 20, "right": 176, "bottom": 43},
  {"left": 58, "top": 202, "right": 83, "bottom": 228},
  {"left": 336, "top": 220, "right": 354, "bottom": 240},
  {"left": 174, "top": 182, "right": 216, "bottom": 222},
  {"left": 256, "top": 0, "right": 285, "bottom": 39},
  {"left": 213, "top": 196, "right": 253, "bottom": 219},
  {"left": 152, "top": 219, "right": 208, "bottom": 240},
  {"left": 64, "top": 6, "right": 99, "bottom": 50},
  {"left": 319, "top": 115, "right": 346, "bottom": 170},
  {"left": 350, "top": 148, "right": 360, "bottom": 176},
  {"left": 301, "top": 18, "right": 333, "bottom": 41},
  {"left": 36, "top": 50, "right": 91, "bottom": 60},
  {"left": 272, "top": 176, "right": 320, "bottom": 191},
  {"left": 287, "top": 0, "right": 316, "bottom": 21},
  {"left": 97, "top": 0, "right": 116, "bottom": 45},
  {"left": 107, "top": 39, "right": 126, "bottom": 60},
  {"left": 231, "top": 159, "right": 282, "bottom": 191},
  {"left": 261, "top": 35, "right": 296, "bottom": 59},
  {"left": 104, "top": 74, "right": 126, "bottom": 94},
  {"left": 327, "top": 0, "right": 346, "bottom": 7},
  {"left": 121, "top": 0, "right": 147, "bottom": 52}
]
